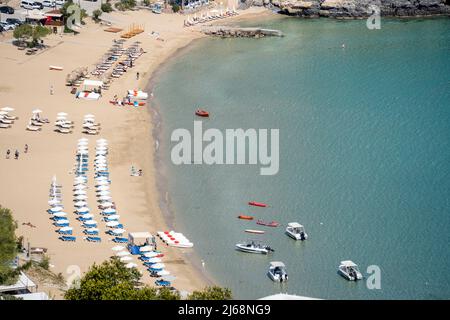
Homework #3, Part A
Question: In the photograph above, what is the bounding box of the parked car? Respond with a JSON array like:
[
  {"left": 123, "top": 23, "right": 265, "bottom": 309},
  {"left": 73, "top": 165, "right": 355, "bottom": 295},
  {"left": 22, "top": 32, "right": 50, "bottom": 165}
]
[
  {"left": 20, "top": 1, "right": 39, "bottom": 10},
  {"left": 0, "top": 6, "right": 14, "bottom": 14},
  {"left": 0, "top": 21, "right": 15, "bottom": 31},
  {"left": 6, "top": 18, "right": 24, "bottom": 27},
  {"left": 55, "top": 0, "right": 65, "bottom": 6},
  {"left": 33, "top": 1, "right": 44, "bottom": 9},
  {"left": 42, "top": 0, "right": 55, "bottom": 7}
]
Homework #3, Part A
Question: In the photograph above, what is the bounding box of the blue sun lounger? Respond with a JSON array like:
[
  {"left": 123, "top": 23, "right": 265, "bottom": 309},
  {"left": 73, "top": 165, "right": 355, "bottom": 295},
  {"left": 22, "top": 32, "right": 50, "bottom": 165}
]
[
  {"left": 104, "top": 216, "right": 119, "bottom": 222},
  {"left": 58, "top": 230, "right": 73, "bottom": 235},
  {"left": 59, "top": 236, "right": 76, "bottom": 242},
  {"left": 143, "top": 261, "right": 157, "bottom": 267},
  {"left": 52, "top": 216, "right": 66, "bottom": 221},
  {"left": 148, "top": 266, "right": 164, "bottom": 272},
  {"left": 155, "top": 280, "right": 171, "bottom": 287},
  {"left": 113, "top": 237, "right": 128, "bottom": 243},
  {"left": 86, "top": 236, "right": 101, "bottom": 242},
  {"left": 54, "top": 221, "right": 69, "bottom": 227},
  {"left": 84, "top": 229, "right": 99, "bottom": 236},
  {"left": 77, "top": 216, "right": 92, "bottom": 222}
]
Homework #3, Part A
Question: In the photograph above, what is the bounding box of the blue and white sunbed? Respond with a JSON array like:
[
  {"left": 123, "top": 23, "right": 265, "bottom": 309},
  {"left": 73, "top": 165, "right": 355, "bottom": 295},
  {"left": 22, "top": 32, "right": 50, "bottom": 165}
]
[
  {"left": 59, "top": 236, "right": 76, "bottom": 242},
  {"left": 155, "top": 280, "right": 171, "bottom": 287},
  {"left": 113, "top": 237, "right": 128, "bottom": 243},
  {"left": 85, "top": 236, "right": 101, "bottom": 242}
]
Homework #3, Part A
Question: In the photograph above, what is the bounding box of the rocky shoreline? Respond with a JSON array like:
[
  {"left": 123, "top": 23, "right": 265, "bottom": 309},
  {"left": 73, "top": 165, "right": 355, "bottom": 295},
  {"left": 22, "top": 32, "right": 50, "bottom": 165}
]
[
  {"left": 248, "top": 0, "right": 450, "bottom": 18},
  {"left": 202, "top": 26, "right": 284, "bottom": 37}
]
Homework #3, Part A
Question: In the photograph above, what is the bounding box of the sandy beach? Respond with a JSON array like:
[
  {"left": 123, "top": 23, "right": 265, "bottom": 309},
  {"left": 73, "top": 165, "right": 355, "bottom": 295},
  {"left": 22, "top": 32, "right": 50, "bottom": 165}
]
[{"left": 0, "top": 6, "right": 269, "bottom": 298}]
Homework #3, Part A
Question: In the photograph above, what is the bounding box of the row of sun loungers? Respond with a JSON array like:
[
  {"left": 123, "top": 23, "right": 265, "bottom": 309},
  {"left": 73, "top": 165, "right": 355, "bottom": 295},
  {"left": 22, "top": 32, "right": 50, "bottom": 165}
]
[
  {"left": 0, "top": 107, "right": 19, "bottom": 129},
  {"left": 184, "top": 8, "right": 239, "bottom": 27},
  {"left": 82, "top": 114, "right": 101, "bottom": 135},
  {"left": 48, "top": 176, "right": 77, "bottom": 242}
]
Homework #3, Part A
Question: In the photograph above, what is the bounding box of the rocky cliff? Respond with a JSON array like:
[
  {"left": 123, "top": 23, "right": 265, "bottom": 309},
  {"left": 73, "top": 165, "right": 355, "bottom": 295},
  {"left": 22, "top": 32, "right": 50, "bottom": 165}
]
[{"left": 250, "top": 0, "right": 450, "bottom": 18}]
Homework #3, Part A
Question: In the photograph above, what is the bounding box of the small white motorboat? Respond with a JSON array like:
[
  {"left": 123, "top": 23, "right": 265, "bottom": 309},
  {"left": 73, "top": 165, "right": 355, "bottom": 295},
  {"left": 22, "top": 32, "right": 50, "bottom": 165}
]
[
  {"left": 285, "top": 222, "right": 308, "bottom": 241},
  {"left": 338, "top": 260, "right": 363, "bottom": 281},
  {"left": 268, "top": 261, "right": 288, "bottom": 282},
  {"left": 235, "top": 240, "right": 274, "bottom": 254}
]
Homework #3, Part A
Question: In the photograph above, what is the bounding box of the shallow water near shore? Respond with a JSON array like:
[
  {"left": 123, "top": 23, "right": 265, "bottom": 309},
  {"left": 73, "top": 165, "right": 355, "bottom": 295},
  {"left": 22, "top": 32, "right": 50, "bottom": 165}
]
[{"left": 151, "top": 16, "right": 450, "bottom": 299}]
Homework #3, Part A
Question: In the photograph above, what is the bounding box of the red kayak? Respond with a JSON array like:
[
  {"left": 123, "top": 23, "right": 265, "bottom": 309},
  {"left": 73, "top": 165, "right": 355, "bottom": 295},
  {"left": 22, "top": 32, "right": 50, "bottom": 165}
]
[
  {"left": 195, "top": 109, "right": 209, "bottom": 117},
  {"left": 256, "top": 220, "right": 279, "bottom": 227},
  {"left": 248, "top": 201, "right": 268, "bottom": 208},
  {"left": 238, "top": 215, "right": 254, "bottom": 220}
]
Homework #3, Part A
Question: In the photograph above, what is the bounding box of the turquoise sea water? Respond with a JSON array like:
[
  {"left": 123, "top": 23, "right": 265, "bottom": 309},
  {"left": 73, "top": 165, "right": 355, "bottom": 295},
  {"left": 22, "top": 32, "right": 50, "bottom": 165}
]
[{"left": 151, "top": 16, "right": 450, "bottom": 299}]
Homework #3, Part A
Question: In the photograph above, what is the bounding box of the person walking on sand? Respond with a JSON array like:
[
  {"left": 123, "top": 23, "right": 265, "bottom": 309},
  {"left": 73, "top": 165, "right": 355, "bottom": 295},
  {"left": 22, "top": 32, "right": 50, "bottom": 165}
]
[
  {"left": 136, "top": 72, "right": 140, "bottom": 80},
  {"left": 14, "top": 150, "right": 19, "bottom": 160},
  {"left": 24, "top": 144, "right": 29, "bottom": 153},
  {"left": 50, "top": 85, "right": 54, "bottom": 95},
  {"left": 6, "top": 149, "right": 10, "bottom": 159}
]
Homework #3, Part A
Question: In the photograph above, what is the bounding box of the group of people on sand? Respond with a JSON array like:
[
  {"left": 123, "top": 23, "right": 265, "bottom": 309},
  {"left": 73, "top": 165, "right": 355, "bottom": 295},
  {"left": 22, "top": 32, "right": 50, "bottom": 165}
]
[
  {"left": 22, "top": 222, "right": 36, "bottom": 228},
  {"left": 5, "top": 144, "right": 28, "bottom": 160},
  {"left": 130, "top": 165, "right": 143, "bottom": 177}
]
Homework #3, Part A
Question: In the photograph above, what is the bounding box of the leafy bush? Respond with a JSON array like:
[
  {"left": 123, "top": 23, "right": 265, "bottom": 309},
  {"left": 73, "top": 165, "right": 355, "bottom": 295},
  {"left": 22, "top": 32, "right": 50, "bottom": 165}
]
[
  {"left": 38, "top": 255, "right": 50, "bottom": 270},
  {"left": 92, "top": 9, "right": 103, "bottom": 22},
  {"left": 0, "top": 206, "right": 18, "bottom": 285},
  {"left": 101, "top": 2, "right": 113, "bottom": 13},
  {"left": 172, "top": 3, "right": 180, "bottom": 12},
  {"left": 188, "top": 286, "right": 233, "bottom": 300},
  {"left": 115, "top": 0, "right": 136, "bottom": 11}
]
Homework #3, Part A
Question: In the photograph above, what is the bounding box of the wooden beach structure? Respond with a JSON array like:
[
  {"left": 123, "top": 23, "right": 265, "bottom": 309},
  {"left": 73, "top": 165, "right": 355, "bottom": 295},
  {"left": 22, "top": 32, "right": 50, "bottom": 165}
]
[{"left": 121, "top": 24, "right": 145, "bottom": 39}]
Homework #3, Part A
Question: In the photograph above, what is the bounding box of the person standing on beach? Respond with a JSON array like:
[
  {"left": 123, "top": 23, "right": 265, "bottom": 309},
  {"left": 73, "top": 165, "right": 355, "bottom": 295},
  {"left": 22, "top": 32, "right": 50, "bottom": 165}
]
[
  {"left": 6, "top": 149, "right": 10, "bottom": 159},
  {"left": 50, "top": 85, "right": 54, "bottom": 95},
  {"left": 136, "top": 72, "right": 140, "bottom": 80},
  {"left": 14, "top": 150, "right": 19, "bottom": 160},
  {"left": 24, "top": 144, "right": 29, "bottom": 153}
]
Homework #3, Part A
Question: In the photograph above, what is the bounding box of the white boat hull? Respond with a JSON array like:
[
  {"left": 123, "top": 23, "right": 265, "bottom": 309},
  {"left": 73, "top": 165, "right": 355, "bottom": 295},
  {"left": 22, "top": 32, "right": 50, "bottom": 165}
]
[{"left": 236, "top": 244, "right": 269, "bottom": 254}]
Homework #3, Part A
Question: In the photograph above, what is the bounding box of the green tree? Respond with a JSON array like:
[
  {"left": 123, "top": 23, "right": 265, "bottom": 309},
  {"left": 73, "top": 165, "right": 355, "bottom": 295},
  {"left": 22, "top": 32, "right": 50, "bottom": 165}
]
[
  {"left": 115, "top": 0, "right": 136, "bottom": 11},
  {"left": 13, "top": 24, "right": 33, "bottom": 43},
  {"left": 31, "top": 25, "right": 51, "bottom": 46},
  {"left": 92, "top": 9, "right": 103, "bottom": 22},
  {"left": 64, "top": 257, "right": 180, "bottom": 300},
  {"left": 0, "top": 206, "right": 18, "bottom": 285},
  {"left": 188, "top": 286, "right": 233, "bottom": 300},
  {"left": 101, "top": 2, "right": 113, "bottom": 12}
]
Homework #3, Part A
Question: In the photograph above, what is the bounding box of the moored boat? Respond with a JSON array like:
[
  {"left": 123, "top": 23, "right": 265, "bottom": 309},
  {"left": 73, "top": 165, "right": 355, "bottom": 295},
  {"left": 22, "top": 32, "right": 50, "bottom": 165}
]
[
  {"left": 248, "top": 201, "right": 268, "bottom": 207},
  {"left": 235, "top": 240, "right": 274, "bottom": 254},
  {"left": 195, "top": 109, "right": 209, "bottom": 117},
  {"left": 245, "top": 229, "right": 265, "bottom": 234},
  {"left": 268, "top": 261, "right": 288, "bottom": 282},
  {"left": 285, "top": 222, "right": 308, "bottom": 240},
  {"left": 238, "top": 215, "right": 254, "bottom": 220},
  {"left": 256, "top": 220, "right": 279, "bottom": 227},
  {"left": 338, "top": 260, "right": 363, "bottom": 281}
]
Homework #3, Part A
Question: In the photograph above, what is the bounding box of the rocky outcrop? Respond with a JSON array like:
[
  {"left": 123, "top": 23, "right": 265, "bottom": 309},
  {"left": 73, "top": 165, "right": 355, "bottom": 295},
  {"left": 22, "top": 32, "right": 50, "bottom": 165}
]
[
  {"left": 202, "top": 26, "right": 284, "bottom": 38},
  {"left": 264, "top": 0, "right": 450, "bottom": 18}
]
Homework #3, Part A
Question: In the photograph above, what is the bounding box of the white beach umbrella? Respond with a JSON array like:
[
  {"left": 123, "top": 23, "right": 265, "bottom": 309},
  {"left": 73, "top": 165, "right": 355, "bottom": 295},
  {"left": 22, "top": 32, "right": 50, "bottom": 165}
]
[
  {"left": 53, "top": 212, "right": 67, "bottom": 217},
  {"left": 74, "top": 201, "right": 88, "bottom": 207},
  {"left": 84, "top": 220, "right": 97, "bottom": 226},
  {"left": 96, "top": 181, "right": 109, "bottom": 186},
  {"left": 161, "top": 275, "right": 176, "bottom": 282},
  {"left": 105, "top": 214, "right": 120, "bottom": 220},
  {"left": 99, "top": 200, "right": 113, "bottom": 205},
  {"left": 147, "top": 257, "right": 162, "bottom": 263},
  {"left": 55, "top": 219, "right": 69, "bottom": 224},
  {"left": 73, "top": 190, "right": 87, "bottom": 195},
  {"left": 95, "top": 177, "right": 108, "bottom": 182},
  {"left": 74, "top": 185, "right": 86, "bottom": 190},
  {"left": 1, "top": 107, "right": 14, "bottom": 112},
  {"left": 77, "top": 141, "right": 88, "bottom": 146},
  {"left": 112, "top": 245, "right": 125, "bottom": 251},
  {"left": 59, "top": 226, "right": 73, "bottom": 232},
  {"left": 96, "top": 146, "right": 108, "bottom": 151},
  {"left": 56, "top": 116, "right": 67, "bottom": 120},
  {"left": 96, "top": 185, "right": 109, "bottom": 191},
  {"left": 157, "top": 270, "right": 170, "bottom": 276},
  {"left": 98, "top": 195, "right": 112, "bottom": 201},
  {"left": 32, "top": 109, "right": 42, "bottom": 114},
  {"left": 139, "top": 246, "right": 152, "bottom": 253},
  {"left": 106, "top": 221, "right": 120, "bottom": 227},
  {"left": 49, "top": 206, "right": 63, "bottom": 212},
  {"left": 143, "top": 252, "right": 159, "bottom": 258},
  {"left": 74, "top": 176, "right": 87, "bottom": 182},
  {"left": 120, "top": 256, "right": 133, "bottom": 262},
  {"left": 103, "top": 208, "right": 116, "bottom": 214},
  {"left": 76, "top": 207, "right": 90, "bottom": 213},
  {"left": 116, "top": 251, "right": 130, "bottom": 257},
  {"left": 97, "top": 191, "right": 110, "bottom": 197},
  {"left": 80, "top": 213, "right": 93, "bottom": 219},
  {"left": 57, "top": 112, "right": 68, "bottom": 116},
  {"left": 48, "top": 199, "right": 60, "bottom": 205},
  {"left": 150, "top": 263, "right": 165, "bottom": 269},
  {"left": 112, "top": 228, "right": 126, "bottom": 235},
  {"left": 75, "top": 195, "right": 88, "bottom": 200},
  {"left": 0, "top": 111, "right": 9, "bottom": 115},
  {"left": 86, "top": 227, "right": 99, "bottom": 232},
  {"left": 97, "top": 138, "right": 108, "bottom": 143},
  {"left": 125, "top": 263, "right": 137, "bottom": 269}
]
